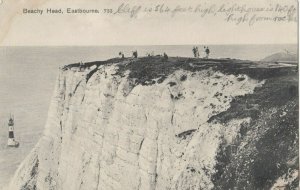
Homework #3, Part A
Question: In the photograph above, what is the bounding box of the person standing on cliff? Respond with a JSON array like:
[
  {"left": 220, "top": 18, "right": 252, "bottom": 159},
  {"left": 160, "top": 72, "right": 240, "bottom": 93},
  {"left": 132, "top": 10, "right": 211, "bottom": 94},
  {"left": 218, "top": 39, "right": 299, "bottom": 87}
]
[
  {"left": 79, "top": 61, "right": 85, "bottom": 71},
  {"left": 163, "top": 52, "right": 168, "bottom": 61},
  {"left": 192, "top": 46, "right": 199, "bottom": 58},
  {"left": 205, "top": 46, "right": 210, "bottom": 59},
  {"left": 119, "top": 52, "right": 125, "bottom": 59},
  {"left": 132, "top": 51, "right": 138, "bottom": 58}
]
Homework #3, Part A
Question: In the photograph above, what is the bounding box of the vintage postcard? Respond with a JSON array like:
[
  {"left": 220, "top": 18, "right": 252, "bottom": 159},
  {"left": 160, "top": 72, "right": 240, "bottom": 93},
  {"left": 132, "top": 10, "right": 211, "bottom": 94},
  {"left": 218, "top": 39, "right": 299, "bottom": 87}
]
[{"left": 0, "top": 0, "right": 298, "bottom": 189}]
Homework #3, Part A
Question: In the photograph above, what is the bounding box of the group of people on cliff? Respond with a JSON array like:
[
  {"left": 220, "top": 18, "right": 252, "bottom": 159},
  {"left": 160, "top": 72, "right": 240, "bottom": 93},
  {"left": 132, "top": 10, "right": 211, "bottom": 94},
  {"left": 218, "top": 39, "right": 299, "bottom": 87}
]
[
  {"left": 119, "top": 51, "right": 138, "bottom": 59},
  {"left": 192, "top": 46, "right": 210, "bottom": 59},
  {"left": 117, "top": 46, "right": 210, "bottom": 60},
  {"left": 118, "top": 51, "right": 168, "bottom": 60}
]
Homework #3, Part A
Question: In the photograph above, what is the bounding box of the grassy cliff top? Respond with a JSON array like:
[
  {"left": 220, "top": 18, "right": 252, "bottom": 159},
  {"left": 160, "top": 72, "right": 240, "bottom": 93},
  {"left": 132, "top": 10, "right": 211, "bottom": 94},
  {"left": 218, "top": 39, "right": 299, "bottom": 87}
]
[{"left": 63, "top": 56, "right": 298, "bottom": 86}]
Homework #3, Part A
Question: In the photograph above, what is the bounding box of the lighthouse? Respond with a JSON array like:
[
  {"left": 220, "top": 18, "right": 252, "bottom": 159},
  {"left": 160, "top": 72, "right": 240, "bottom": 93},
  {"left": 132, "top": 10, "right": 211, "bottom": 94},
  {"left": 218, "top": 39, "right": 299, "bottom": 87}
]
[{"left": 7, "top": 115, "right": 19, "bottom": 147}]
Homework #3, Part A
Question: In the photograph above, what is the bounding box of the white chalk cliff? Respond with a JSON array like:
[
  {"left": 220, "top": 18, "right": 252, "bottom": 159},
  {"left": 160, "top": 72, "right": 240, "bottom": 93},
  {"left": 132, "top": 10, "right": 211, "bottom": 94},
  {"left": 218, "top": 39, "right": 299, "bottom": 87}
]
[{"left": 8, "top": 58, "right": 298, "bottom": 190}]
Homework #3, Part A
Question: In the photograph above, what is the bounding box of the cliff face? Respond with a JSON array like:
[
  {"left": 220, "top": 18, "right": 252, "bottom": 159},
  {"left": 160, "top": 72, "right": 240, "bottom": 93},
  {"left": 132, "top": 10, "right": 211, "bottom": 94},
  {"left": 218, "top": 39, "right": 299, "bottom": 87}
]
[{"left": 8, "top": 57, "right": 298, "bottom": 190}]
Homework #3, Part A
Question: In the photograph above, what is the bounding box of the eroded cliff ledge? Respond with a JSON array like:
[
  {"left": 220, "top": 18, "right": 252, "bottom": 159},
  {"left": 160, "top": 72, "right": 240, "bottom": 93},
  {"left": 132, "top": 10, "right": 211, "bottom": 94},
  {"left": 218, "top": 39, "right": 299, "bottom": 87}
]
[{"left": 9, "top": 57, "right": 298, "bottom": 190}]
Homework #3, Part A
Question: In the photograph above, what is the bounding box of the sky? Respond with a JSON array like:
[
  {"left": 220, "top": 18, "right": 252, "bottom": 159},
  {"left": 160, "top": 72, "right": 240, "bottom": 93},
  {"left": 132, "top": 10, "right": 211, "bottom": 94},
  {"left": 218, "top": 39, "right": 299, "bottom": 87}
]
[{"left": 0, "top": 0, "right": 298, "bottom": 46}]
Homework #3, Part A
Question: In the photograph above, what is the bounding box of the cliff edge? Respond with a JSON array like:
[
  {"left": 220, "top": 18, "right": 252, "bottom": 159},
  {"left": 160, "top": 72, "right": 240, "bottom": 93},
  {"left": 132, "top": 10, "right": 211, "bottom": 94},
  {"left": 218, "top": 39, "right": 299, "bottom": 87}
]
[{"left": 8, "top": 57, "right": 298, "bottom": 190}]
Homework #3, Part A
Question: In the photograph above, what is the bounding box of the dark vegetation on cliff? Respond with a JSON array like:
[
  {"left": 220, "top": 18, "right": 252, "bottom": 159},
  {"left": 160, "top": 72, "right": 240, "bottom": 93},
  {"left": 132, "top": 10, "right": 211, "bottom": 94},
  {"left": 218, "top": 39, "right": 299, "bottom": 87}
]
[
  {"left": 63, "top": 56, "right": 298, "bottom": 189},
  {"left": 210, "top": 64, "right": 298, "bottom": 189}
]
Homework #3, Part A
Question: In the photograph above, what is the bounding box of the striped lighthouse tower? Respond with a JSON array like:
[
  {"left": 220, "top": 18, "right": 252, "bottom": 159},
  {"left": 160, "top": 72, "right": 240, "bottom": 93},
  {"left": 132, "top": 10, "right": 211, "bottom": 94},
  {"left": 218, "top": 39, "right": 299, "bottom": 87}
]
[{"left": 7, "top": 115, "right": 19, "bottom": 147}]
